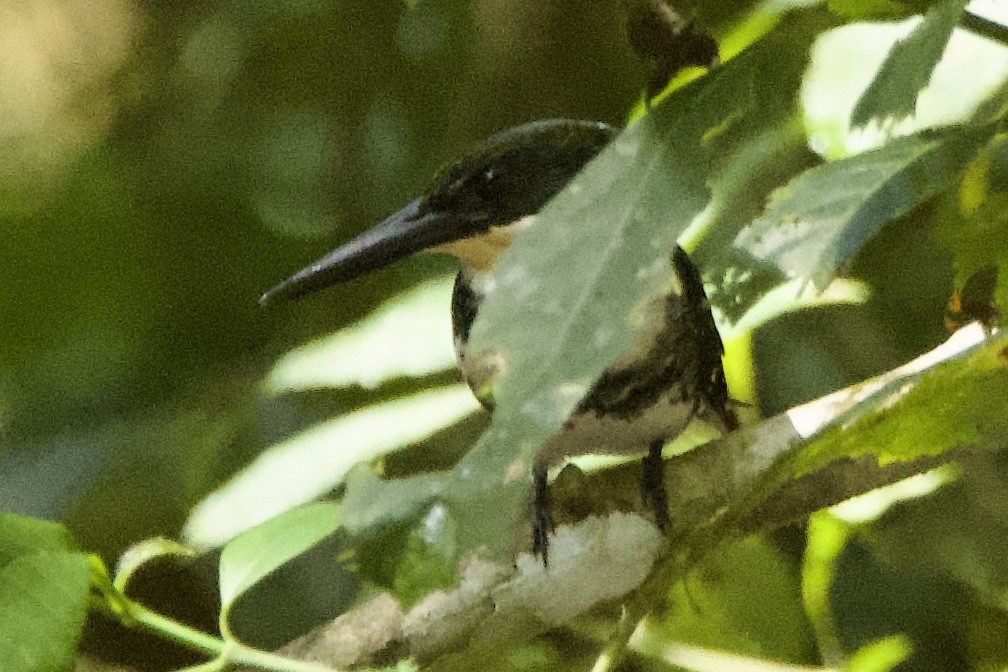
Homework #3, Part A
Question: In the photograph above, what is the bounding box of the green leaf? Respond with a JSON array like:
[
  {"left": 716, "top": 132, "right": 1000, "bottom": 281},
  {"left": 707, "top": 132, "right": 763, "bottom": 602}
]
[
  {"left": 803, "top": 17, "right": 1008, "bottom": 161},
  {"left": 850, "top": 0, "right": 970, "bottom": 128},
  {"left": 218, "top": 501, "right": 341, "bottom": 616},
  {"left": 737, "top": 126, "right": 993, "bottom": 288},
  {"left": 802, "top": 512, "right": 852, "bottom": 660},
  {"left": 794, "top": 327, "right": 1008, "bottom": 476},
  {"left": 0, "top": 552, "right": 92, "bottom": 672},
  {"left": 264, "top": 276, "right": 457, "bottom": 393},
  {"left": 183, "top": 385, "right": 479, "bottom": 548},
  {"left": 0, "top": 514, "right": 77, "bottom": 567}
]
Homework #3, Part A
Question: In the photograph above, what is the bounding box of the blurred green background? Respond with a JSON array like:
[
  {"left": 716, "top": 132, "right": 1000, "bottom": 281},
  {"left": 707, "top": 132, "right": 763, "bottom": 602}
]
[{"left": 0, "top": 0, "right": 650, "bottom": 553}]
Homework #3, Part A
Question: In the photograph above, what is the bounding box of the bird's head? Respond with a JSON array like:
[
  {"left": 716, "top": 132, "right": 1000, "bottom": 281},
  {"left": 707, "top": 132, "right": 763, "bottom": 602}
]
[{"left": 260, "top": 119, "right": 617, "bottom": 305}]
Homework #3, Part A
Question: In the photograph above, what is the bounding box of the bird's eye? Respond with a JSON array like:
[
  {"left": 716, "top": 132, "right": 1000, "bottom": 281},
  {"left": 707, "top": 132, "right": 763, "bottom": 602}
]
[{"left": 473, "top": 167, "right": 502, "bottom": 201}]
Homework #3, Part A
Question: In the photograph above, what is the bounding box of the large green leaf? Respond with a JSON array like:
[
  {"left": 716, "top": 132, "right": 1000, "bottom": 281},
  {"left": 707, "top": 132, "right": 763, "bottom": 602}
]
[
  {"left": 850, "top": 0, "right": 970, "bottom": 128},
  {"left": 0, "top": 552, "right": 92, "bottom": 672},
  {"left": 736, "top": 125, "right": 993, "bottom": 288},
  {"left": 0, "top": 516, "right": 92, "bottom": 672}
]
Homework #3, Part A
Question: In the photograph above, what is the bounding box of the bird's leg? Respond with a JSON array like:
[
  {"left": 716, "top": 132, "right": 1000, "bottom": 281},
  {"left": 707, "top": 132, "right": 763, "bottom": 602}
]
[
  {"left": 642, "top": 438, "right": 670, "bottom": 531},
  {"left": 531, "top": 460, "right": 554, "bottom": 565}
]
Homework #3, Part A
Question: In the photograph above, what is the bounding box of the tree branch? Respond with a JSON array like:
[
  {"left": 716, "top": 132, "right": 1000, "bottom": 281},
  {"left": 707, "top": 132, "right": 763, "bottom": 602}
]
[{"left": 256, "top": 325, "right": 1006, "bottom": 670}]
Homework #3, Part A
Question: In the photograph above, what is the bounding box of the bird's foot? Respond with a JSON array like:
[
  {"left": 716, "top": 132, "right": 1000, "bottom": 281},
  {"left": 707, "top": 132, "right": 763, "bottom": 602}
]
[
  {"left": 642, "top": 439, "right": 670, "bottom": 531},
  {"left": 531, "top": 463, "right": 554, "bottom": 566}
]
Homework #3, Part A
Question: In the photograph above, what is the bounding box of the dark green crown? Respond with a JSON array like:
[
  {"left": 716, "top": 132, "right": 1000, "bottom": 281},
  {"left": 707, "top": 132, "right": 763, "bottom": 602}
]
[{"left": 421, "top": 119, "right": 616, "bottom": 234}]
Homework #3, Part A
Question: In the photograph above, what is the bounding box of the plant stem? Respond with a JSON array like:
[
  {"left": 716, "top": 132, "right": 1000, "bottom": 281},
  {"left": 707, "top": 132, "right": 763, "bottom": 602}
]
[
  {"left": 125, "top": 600, "right": 340, "bottom": 672},
  {"left": 961, "top": 10, "right": 1008, "bottom": 47},
  {"left": 126, "top": 601, "right": 224, "bottom": 657},
  {"left": 590, "top": 605, "right": 643, "bottom": 672}
]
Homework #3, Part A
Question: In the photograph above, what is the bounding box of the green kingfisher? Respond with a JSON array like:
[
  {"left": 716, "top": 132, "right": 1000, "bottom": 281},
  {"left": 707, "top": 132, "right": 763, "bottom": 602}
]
[{"left": 261, "top": 119, "right": 737, "bottom": 562}]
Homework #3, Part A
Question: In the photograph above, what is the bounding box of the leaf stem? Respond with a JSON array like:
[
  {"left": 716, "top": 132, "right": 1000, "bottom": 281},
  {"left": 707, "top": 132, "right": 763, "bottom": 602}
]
[
  {"left": 961, "top": 10, "right": 1008, "bottom": 47},
  {"left": 590, "top": 605, "right": 643, "bottom": 672},
  {"left": 124, "top": 600, "right": 341, "bottom": 672},
  {"left": 125, "top": 601, "right": 224, "bottom": 657},
  {"left": 90, "top": 553, "right": 339, "bottom": 671}
]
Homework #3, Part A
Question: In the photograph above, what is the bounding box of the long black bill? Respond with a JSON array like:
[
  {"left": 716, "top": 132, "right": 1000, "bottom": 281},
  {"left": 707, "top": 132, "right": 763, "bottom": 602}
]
[{"left": 260, "top": 198, "right": 460, "bottom": 306}]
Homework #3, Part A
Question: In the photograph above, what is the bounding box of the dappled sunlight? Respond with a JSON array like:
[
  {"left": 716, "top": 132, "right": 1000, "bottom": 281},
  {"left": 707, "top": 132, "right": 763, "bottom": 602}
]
[{"left": 803, "top": 18, "right": 1008, "bottom": 159}]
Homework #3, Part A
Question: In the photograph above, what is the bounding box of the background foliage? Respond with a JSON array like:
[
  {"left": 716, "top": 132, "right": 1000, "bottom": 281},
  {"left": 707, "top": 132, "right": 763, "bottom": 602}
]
[{"left": 2, "top": 0, "right": 1008, "bottom": 671}]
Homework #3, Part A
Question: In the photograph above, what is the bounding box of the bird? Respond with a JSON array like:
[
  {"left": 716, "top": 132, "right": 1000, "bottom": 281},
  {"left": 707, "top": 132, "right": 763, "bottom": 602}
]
[{"left": 260, "top": 119, "right": 737, "bottom": 563}]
